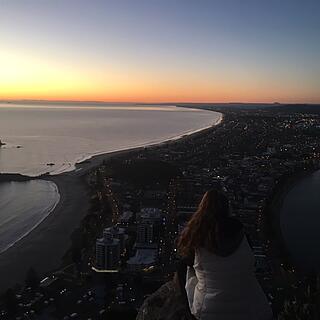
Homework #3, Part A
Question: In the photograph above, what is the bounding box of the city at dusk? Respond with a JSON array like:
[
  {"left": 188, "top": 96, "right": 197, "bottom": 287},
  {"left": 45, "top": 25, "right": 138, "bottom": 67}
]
[{"left": 0, "top": 1, "right": 320, "bottom": 320}]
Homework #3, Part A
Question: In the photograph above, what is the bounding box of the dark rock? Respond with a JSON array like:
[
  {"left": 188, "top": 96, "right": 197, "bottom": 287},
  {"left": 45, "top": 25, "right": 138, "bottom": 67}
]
[{"left": 136, "top": 280, "right": 187, "bottom": 320}]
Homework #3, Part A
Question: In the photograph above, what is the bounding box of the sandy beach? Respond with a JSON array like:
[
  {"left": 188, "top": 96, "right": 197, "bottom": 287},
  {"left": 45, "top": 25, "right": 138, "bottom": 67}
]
[
  {"left": 0, "top": 113, "right": 223, "bottom": 292},
  {"left": 0, "top": 173, "right": 88, "bottom": 291}
]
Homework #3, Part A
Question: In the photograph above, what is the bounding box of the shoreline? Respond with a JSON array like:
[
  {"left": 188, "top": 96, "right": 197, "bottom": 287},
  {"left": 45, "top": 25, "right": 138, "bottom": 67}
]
[
  {"left": 39, "top": 111, "right": 223, "bottom": 176},
  {"left": 0, "top": 181, "right": 60, "bottom": 255},
  {"left": 0, "top": 110, "right": 223, "bottom": 292},
  {"left": 65, "top": 111, "right": 223, "bottom": 177}
]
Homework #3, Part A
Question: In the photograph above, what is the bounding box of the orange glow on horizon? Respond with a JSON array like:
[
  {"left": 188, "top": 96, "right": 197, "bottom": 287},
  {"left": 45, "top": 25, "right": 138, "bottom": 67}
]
[
  {"left": 2, "top": 93, "right": 320, "bottom": 105},
  {"left": 1, "top": 1, "right": 320, "bottom": 105},
  {"left": 1, "top": 50, "right": 319, "bottom": 104}
]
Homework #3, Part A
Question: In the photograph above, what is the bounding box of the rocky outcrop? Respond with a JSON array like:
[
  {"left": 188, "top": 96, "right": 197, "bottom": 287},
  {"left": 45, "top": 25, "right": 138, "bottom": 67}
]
[
  {"left": 0, "top": 173, "right": 34, "bottom": 183},
  {"left": 136, "top": 280, "right": 187, "bottom": 320}
]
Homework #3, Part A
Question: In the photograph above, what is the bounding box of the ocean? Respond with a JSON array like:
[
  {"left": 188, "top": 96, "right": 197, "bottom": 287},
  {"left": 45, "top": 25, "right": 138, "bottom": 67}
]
[
  {"left": 0, "top": 103, "right": 220, "bottom": 176},
  {"left": 0, "top": 102, "right": 221, "bottom": 255}
]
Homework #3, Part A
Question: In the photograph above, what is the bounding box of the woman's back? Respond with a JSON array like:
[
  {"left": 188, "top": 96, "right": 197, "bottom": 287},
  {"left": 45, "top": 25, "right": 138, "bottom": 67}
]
[
  {"left": 178, "top": 191, "right": 272, "bottom": 320},
  {"left": 195, "top": 236, "right": 254, "bottom": 288},
  {"left": 188, "top": 236, "right": 272, "bottom": 320}
]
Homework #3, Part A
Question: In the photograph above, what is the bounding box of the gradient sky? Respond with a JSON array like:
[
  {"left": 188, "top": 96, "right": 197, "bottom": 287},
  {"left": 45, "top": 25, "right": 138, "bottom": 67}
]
[{"left": 1, "top": 0, "right": 319, "bottom": 103}]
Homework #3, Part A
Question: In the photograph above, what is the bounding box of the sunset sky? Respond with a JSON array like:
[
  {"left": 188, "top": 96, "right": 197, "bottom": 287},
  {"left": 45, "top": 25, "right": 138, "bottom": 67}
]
[{"left": 1, "top": 0, "right": 319, "bottom": 103}]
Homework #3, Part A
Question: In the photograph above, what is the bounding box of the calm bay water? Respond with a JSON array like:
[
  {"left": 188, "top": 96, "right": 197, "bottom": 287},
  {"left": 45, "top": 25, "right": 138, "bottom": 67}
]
[
  {"left": 0, "top": 180, "right": 59, "bottom": 253},
  {"left": 0, "top": 103, "right": 220, "bottom": 176},
  {"left": 280, "top": 170, "right": 320, "bottom": 272},
  {"left": 0, "top": 103, "right": 220, "bottom": 253}
]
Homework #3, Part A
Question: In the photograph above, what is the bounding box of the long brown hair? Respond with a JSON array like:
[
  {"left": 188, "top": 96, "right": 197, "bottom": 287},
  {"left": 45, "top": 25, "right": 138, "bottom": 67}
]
[{"left": 177, "top": 189, "right": 230, "bottom": 256}]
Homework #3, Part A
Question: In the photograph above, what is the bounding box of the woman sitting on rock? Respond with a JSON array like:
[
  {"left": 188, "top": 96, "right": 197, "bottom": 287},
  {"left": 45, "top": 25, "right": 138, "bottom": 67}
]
[{"left": 178, "top": 189, "right": 273, "bottom": 320}]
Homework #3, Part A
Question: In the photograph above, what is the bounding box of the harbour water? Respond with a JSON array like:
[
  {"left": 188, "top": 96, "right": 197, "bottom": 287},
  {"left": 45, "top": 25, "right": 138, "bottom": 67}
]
[{"left": 280, "top": 169, "right": 320, "bottom": 272}]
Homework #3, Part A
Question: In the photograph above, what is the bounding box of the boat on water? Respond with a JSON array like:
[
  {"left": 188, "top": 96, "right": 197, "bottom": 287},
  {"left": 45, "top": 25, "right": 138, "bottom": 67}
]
[{"left": 0, "top": 139, "right": 6, "bottom": 147}]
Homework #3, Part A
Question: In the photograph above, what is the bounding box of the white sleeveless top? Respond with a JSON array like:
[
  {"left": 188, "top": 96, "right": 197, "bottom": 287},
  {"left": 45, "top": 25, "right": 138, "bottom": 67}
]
[{"left": 186, "top": 237, "right": 273, "bottom": 320}]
